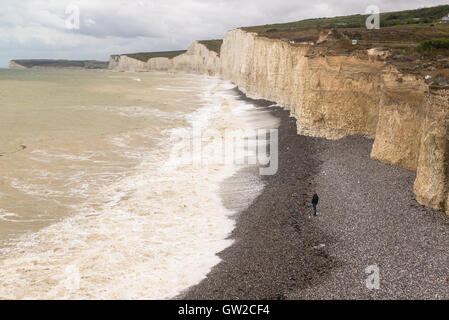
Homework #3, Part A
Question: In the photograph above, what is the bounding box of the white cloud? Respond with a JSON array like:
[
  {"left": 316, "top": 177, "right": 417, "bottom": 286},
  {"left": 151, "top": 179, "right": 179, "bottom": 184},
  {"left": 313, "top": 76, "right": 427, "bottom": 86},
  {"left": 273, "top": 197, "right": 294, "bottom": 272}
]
[{"left": 1, "top": 0, "right": 449, "bottom": 67}]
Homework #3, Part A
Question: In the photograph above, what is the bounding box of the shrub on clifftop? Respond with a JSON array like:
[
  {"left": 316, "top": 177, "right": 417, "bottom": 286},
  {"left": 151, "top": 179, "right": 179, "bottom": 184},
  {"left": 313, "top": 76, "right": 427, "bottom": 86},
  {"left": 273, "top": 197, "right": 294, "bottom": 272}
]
[{"left": 418, "top": 38, "right": 449, "bottom": 52}]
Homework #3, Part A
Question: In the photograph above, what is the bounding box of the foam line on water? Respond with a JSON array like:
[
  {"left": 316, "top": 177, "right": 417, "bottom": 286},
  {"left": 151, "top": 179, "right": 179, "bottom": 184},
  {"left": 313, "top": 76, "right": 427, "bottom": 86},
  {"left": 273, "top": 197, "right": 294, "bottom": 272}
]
[{"left": 0, "top": 78, "right": 277, "bottom": 300}]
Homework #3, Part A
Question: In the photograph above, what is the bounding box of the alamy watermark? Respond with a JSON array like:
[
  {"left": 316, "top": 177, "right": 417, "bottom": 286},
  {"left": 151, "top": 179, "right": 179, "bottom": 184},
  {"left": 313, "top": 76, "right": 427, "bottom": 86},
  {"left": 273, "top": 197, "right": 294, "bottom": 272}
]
[
  {"left": 366, "top": 5, "right": 380, "bottom": 30},
  {"left": 62, "top": 264, "right": 81, "bottom": 291},
  {"left": 65, "top": 4, "right": 80, "bottom": 30},
  {"left": 365, "top": 265, "right": 381, "bottom": 290},
  {"left": 164, "top": 126, "right": 279, "bottom": 176}
]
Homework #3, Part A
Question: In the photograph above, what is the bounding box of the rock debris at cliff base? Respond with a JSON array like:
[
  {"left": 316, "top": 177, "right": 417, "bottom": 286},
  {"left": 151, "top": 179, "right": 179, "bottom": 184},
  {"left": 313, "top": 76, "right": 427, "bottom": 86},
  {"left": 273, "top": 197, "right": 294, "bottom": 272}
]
[{"left": 181, "top": 97, "right": 449, "bottom": 300}]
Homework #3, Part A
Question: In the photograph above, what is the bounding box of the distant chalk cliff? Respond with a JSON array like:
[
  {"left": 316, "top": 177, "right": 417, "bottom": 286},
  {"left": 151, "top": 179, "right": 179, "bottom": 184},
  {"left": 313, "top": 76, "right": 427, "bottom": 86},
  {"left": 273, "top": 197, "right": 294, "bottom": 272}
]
[
  {"left": 108, "top": 41, "right": 221, "bottom": 75},
  {"left": 109, "top": 30, "right": 449, "bottom": 216},
  {"left": 9, "top": 59, "right": 108, "bottom": 69}
]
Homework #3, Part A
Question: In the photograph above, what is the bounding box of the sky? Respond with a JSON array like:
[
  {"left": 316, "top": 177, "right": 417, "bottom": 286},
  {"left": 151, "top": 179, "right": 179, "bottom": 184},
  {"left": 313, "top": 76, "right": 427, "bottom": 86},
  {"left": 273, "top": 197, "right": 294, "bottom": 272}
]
[{"left": 1, "top": 0, "right": 448, "bottom": 67}]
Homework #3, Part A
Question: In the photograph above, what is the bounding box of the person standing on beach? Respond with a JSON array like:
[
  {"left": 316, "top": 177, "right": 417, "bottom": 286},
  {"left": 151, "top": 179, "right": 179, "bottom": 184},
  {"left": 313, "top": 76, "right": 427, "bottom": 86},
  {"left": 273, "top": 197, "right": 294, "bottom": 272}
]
[{"left": 312, "top": 191, "right": 319, "bottom": 217}]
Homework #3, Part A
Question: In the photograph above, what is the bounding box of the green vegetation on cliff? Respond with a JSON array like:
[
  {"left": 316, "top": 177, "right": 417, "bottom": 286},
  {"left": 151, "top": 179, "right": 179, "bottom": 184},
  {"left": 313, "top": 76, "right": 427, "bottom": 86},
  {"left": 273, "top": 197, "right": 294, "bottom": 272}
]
[
  {"left": 198, "top": 40, "right": 223, "bottom": 55},
  {"left": 242, "top": 5, "right": 449, "bottom": 48},
  {"left": 117, "top": 42, "right": 223, "bottom": 62},
  {"left": 418, "top": 38, "right": 449, "bottom": 51},
  {"left": 244, "top": 5, "right": 449, "bottom": 34},
  {"left": 123, "top": 51, "right": 187, "bottom": 62}
]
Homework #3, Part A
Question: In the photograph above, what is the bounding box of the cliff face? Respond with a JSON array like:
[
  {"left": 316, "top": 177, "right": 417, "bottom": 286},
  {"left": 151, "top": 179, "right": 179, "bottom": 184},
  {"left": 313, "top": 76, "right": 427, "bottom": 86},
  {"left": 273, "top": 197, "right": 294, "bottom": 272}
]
[
  {"left": 9, "top": 61, "right": 26, "bottom": 69},
  {"left": 109, "top": 28, "right": 449, "bottom": 216},
  {"left": 108, "top": 42, "right": 220, "bottom": 75},
  {"left": 220, "top": 29, "right": 449, "bottom": 216},
  {"left": 371, "top": 68, "right": 428, "bottom": 171},
  {"left": 414, "top": 90, "right": 449, "bottom": 213},
  {"left": 221, "top": 30, "right": 308, "bottom": 117},
  {"left": 147, "top": 57, "right": 170, "bottom": 71},
  {"left": 294, "top": 55, "right": 384, "bottom": 139},
  {"left": 220, "top": 30, "right": 384, "bottom": 140},
  {"left": 171, "top": 42, "right": 220, "bottom": 75},
  {"left": 109, "top": 55, "right": 152, "bottom": 72}
]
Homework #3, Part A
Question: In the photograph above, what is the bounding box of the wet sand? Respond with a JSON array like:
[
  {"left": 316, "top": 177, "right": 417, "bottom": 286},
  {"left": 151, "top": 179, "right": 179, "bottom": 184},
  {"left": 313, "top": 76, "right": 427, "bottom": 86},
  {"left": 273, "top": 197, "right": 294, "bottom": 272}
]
[{"left": 180, "top": 91, "right": 449, "bottom": 300}]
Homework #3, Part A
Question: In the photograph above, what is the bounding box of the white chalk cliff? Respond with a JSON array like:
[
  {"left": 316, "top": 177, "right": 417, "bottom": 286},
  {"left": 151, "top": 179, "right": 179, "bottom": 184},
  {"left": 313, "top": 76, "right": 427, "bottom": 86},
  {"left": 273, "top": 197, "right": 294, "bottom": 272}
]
[
  {"left": 109, "top": 28, "right": 449, "bottom": 216},
  {"left": 109, "top": 41, "right": 220, "bottom": 75}
]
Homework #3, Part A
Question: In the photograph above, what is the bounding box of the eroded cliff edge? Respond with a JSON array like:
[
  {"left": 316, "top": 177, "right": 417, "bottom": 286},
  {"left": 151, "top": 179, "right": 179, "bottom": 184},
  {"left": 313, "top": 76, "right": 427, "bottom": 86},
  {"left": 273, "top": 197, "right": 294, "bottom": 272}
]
[{"left": 109, "top": 28, "right": 449, "bottom": 216}]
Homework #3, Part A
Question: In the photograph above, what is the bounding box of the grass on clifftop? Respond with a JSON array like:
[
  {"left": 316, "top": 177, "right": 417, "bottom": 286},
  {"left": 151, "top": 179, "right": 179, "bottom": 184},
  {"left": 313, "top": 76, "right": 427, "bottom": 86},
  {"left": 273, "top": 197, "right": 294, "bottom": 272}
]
[
  {"left": 242, "top": 5, "right": 449, "bottom": 46},
  {"left": 198, "top": 40, "right": 223, "bottom": 55},
  {"left": 244, "top": 5, "right": 449, "bottom": 35},
  {"left": 121, "top": 41, "right": 223, "bottom": 61},
  {"left": 242, "top": 4, "right": 449, "bottom": 78},
  {"left": 123, "top": 51, "right": 187, "bottom": 62},
  {"left": 418, "top": 38, "right": 449, "bottom": 51}
]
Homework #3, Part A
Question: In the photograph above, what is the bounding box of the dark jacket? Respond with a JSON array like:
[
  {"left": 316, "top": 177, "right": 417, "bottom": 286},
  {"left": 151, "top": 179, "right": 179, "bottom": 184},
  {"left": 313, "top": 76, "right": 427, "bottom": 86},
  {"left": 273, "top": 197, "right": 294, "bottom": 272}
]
[{"left": 312, "top": 194, "right": 319, "bottom": 205}]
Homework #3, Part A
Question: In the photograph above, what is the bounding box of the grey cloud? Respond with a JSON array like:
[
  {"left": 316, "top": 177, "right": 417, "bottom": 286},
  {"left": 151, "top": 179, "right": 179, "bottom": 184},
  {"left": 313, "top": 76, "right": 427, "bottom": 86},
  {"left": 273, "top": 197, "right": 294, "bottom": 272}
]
[{"left": 1, "top": 0, "right": 449, "bottom": 67}]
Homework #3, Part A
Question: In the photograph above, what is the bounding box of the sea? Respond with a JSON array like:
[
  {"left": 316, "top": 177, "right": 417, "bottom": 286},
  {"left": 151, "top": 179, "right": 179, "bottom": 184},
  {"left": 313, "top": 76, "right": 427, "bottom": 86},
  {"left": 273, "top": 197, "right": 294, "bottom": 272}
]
[{"left": 0, "top": 68, "right": 278, "bottom": 299}]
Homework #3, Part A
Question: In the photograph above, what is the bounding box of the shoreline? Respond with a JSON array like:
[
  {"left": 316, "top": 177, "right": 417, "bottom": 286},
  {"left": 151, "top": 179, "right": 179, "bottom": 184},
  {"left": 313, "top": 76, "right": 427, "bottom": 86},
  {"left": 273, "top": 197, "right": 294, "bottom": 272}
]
[
  {"left": 180, "top": 88, "right": 449, "bottom": 300},
  {"left": 0, "top": 73, "right": 251, "bottom": 299}
]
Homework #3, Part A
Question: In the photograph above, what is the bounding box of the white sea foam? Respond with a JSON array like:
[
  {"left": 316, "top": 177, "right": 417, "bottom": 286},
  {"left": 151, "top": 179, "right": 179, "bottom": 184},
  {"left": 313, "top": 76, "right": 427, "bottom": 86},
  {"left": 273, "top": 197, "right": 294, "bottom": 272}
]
[
  {"left": 67, "top": 105, "right": 186, "bottom": 120},
  {"left": 156, "top": 86, "right": 197, "bottom": 93},
  {"left": 0, "top": 209, "right": 43, "bottom": 223},
  {"left": 30, "top": 150, "right": 93, "bottom": 162},
  {"left": 0, "top": 209, "right": 20, "bottom": 222},
  {"left": 0, "top": 78, "right": 277, "bottom": 300}
]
